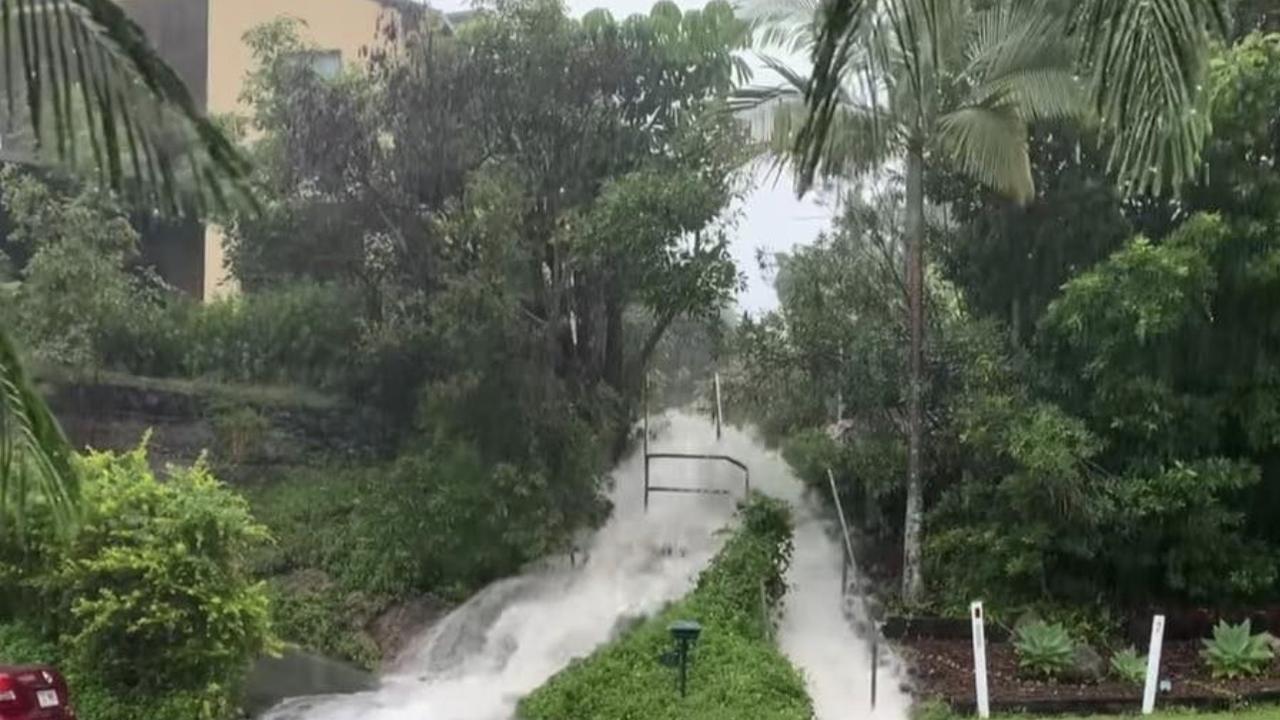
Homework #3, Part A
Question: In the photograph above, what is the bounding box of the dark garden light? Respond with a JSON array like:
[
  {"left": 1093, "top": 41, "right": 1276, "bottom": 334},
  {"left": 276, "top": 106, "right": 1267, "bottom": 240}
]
[{"left": 665, "top": 620, "right": 702, "bottom": 697}]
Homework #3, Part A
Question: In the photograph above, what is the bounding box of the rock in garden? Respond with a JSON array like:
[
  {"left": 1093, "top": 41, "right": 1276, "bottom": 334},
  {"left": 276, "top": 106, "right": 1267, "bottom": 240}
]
[
  {"left": 1265, "top": 632, "right": 1280, "bottom": 655},
  {"left": 1014, "top": 610, "right": 1044, "bottom": 632},
  {"left": 1062, "top": 643, "right": 1106, "bottom": 684}
]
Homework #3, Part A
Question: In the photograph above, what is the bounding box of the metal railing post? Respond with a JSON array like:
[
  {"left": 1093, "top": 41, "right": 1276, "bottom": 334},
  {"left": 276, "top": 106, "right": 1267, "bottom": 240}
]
[
  {"left": 643, "top": 376, "right": 650, "bottom": 512},
  {"left": 714, "top": 372, "right": 723, "bottom": 440},
  {"left": 871, "top": 635, "right": 879, "bottom": 709},
  {"left": 829, "top": 467, "right": 887, "bottom": 713},
  {"left": 827, "top": 469, "right": 857, "bottom": 585},
  {"left": 841, "top": 550, "right": 849, "bottom": 599},
  {"left": 644, "top": 454, "right": 651, "bottom": 512}
]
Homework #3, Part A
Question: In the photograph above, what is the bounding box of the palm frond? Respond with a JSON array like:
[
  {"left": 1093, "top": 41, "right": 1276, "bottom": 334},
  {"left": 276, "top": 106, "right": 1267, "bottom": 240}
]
[
  {"left": 1072, "top": 0, "right": 1228, "bottom": 195},
  {"left": 936, "top": 102, "right": 1033, "bottom": 203},
  {"left": 0, "top": 324, "right": 77, "bottom": 532},
  {"left": 966, "top": 0, "right": 1069, "bottom": 83},
  {"left": 977, "top": 68, "right": 1087, "bottom": 123},
  {"left": 2, "top": 0, "right": 252, "bottom": 215},
  {"left": 795, "top": 0, "right": 873, "bottom": 193},
  {"left": 962, "top": 1, "right": 1086, "bottom": 123},
  {"left": 741, "top": 0, "right": 820, "bottom": 54},
  {"left": 735, "top": 53, "right": 895, "bottom": 182}
]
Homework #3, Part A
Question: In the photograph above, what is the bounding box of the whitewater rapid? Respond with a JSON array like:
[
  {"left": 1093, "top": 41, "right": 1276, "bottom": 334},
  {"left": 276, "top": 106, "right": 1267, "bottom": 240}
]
[{"left": 260, "top": 411, "right": 908, "bottom": 720}]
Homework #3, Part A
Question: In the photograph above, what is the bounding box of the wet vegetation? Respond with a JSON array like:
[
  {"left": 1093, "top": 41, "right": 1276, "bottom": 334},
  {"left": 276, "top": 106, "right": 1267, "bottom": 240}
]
[
  {"left": 0, "top": 0, "right": 1277, "bottom": 718},
  {"left": 728, "top": 25, "right": 1280, "bottom": 616},
  {"left": 519, "top": 495, "right": 811, "bottom": 720}
]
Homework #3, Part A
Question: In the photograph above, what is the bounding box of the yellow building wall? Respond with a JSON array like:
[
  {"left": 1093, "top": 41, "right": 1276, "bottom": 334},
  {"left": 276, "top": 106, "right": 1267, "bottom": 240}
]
[
  {"left": 202, "top": 0, "right": 390, "bottom": 299},
  {"left": 207, "top": 0, "right": 389, "bottom": 116}
]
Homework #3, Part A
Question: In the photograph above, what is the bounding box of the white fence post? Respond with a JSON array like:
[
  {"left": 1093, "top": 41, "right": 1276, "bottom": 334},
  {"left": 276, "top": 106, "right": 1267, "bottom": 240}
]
[
  {"left": 970, "top": 601, "right": 990, "bottom": 719},
  {"left": 1142, "top": 614, "right": 1166, "bottom": 715}
]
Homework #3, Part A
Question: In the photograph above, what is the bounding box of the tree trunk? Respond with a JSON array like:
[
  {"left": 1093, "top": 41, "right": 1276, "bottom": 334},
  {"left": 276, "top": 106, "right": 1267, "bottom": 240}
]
[
  {"left": 902, "top": 144, "right": 926, "bottom": 606},
  {"left": 630, "top": 309, "right": 677, "bottom": 395},
  {"left": 1010, "top": 295, "right": 1021, "bottom": 347},
  {"left": 603, "top": 289, "right": 624, "bottom": 393}
]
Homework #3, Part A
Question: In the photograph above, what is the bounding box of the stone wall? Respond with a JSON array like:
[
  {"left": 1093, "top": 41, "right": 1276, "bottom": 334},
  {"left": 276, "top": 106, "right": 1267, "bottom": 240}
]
[{"left": 41, "top": 376, "right": 388, "bottom": 474}]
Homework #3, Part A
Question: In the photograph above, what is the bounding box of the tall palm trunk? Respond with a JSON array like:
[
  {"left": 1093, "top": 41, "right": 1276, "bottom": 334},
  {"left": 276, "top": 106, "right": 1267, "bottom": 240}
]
[{"left": 902, "top": 143, "right": 926, "bottom": 605}]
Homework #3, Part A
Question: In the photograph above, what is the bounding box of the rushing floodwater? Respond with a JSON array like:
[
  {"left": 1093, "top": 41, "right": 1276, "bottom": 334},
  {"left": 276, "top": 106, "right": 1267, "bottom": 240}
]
[{"left": 260, "top": 411, "right": 907, "bottom": 720}]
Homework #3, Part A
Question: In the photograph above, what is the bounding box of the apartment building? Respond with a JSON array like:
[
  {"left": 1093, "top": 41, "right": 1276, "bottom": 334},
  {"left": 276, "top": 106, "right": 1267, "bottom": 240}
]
[{"left": 119, "top": 0, "right": 420, "bottom": 298}]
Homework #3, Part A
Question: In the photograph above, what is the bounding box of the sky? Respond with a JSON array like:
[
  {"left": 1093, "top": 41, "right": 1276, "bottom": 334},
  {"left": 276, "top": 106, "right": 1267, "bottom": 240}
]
[{"left": 431, "top": 0, "right": 837, "bottom": 314}]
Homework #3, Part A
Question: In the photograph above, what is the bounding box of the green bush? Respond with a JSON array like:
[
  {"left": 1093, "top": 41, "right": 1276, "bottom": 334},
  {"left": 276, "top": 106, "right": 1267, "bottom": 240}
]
[
  {"left": 1202, "top": 620, "right": 1275, "bottom": 679},
  {"left": 177, "top": 282, "right": 362, "bottom": 388},
  {"left": 251, "top": 434, "right": 604, "bottom": 602},
  {"left": 210, "top": 400, "right": 272, "bottom": 465},
  {"left": 265, "top": 576, "right": 382, "bottom": 670},
  {"left": 247, "top": 425, "right": 607, "bottom": 664},
  {"left": 1110, "top": 646, "right": 1147, "bottom": 684},
  {"left": 518, "top": 495, "right": 811, "bottom": 720},
  {"left": 0, "top": 168, "right": 143, "bottom": 368},
  {"left": 0, "top": 622, "right": 59, "bottom": 664},
  {"left": 35, "top": 447, "right": 276, "bottom": 706},
  {"left": 1, "top": 172, "right": 367, "bottom": 392},
  {"left": 1014, "top": 621, "right": 1075, "bottom": 679},
  {"left": 98, "top": 281, "right": 363, "bottom": 391}
]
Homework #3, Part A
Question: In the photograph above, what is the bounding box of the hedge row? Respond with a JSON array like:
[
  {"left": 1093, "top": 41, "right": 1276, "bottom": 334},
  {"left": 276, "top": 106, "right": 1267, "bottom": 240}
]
[{"left": 518, "top": 495, "right": 813, "bottom": 720}]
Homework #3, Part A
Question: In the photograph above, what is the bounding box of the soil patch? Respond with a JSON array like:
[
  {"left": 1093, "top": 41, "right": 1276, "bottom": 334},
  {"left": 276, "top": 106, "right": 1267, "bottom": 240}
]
[
  {"left": 372, "top": 595, "right": 453, "bottom": 663},
  {"left": 903, "top": 638, "right": 1280, "bottom": 714}
]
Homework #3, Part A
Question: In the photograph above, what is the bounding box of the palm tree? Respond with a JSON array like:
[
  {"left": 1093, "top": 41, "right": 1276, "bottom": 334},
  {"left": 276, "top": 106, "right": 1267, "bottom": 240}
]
[
  {"left": 1, "top": 0, "right": 251, "bottom": 530},
  {"left": 740, "top": 0, "right": 1087, "bottom": 604},
  {"left": 752, "top": 0, "right": 1229, "bottom": 604},
  {"left": 798, "top": 0, "right": 1230, "bottom": 199}
]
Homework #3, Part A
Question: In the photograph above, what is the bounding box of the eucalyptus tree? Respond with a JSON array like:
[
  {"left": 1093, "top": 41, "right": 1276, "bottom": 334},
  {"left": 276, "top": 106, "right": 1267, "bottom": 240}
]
[
  {"left": 1, "top": 0, "right": 250, "bottom": 528},
  {"left": 743, "top": 0, "right": 1086, "bottom": 603}
]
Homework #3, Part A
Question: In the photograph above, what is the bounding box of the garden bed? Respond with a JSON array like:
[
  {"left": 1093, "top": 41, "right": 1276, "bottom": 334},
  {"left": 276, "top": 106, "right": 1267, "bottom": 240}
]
[{"left": 902, "top": 638, "right": 1280, "bottom": 715}]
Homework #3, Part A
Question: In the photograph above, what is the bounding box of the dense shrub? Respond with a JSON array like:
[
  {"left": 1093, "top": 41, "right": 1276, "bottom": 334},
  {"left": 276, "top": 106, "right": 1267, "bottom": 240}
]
[
  {"left": 1, "top": 447, "right": 276, "bottom": 720},
  {"left": 0, "top": 622, "right": 58, "bottom": 664},
  {"left": 41, "top": 448, "right": 275, "bottom": 696},
  {"left": 0, "top": 169, "right": 364, "bottom": 390},
  {"left": 0, "top": 623, "right": 228, "bottom": 720},
  {"left": 518, "top": 495, "right": 811, "bottom": 720},
  {"left": 264, "top": 575, "right": 382, "bottom": 670},
  {"left": 251, "top": 432, "right": 603, "bottom": 602},
  {"left": 0, "top": 168, "right": 144, "bottom": 368},
  {"left": 96, "top": 281, "right": 363, "bottom": 390}
]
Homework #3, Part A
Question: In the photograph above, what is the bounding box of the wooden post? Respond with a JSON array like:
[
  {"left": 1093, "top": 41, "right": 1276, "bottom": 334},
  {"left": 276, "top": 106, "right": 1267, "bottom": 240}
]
[
  {"left": 1142, "top": 615, "right": 1166, "bottom": 715},
  {"left": 971, "top": 601, "right": 990, "bottom": 719}
]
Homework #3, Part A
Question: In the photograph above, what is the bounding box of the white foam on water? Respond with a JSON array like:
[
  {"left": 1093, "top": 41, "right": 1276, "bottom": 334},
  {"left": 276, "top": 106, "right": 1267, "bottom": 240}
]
[{"left": 258, "top": 411, "right": 909, "bottom": 720}]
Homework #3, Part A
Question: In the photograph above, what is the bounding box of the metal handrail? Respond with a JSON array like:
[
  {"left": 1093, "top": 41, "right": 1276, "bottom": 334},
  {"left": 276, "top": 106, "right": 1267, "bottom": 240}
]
[
  {"left": 828, "top": 468, "right": 858, "bottom": 594},
  {"left": 827, "top": 467, "right": 883, "bottom": 710},
  {"left": 644, "top": 453, "right": 751, "bottom": 510}
]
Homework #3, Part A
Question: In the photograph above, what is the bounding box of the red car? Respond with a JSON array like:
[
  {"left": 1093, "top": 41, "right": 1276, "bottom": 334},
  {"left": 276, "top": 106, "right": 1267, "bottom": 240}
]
[{"left": 0, "top": 666, "right": 76, "bottom": 720}]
